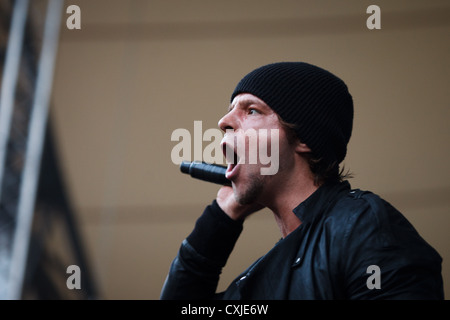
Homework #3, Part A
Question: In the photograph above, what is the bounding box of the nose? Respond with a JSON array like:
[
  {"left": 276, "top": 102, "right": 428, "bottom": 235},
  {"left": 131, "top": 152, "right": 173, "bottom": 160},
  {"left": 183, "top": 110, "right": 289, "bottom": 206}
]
[{"left": 218, "top": 110, "right": 236, "bottom": 132}]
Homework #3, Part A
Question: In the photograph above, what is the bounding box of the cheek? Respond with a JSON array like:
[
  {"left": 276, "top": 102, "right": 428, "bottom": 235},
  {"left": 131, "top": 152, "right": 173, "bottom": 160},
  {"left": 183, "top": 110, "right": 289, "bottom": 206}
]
[
  {"left": 240, "top": 115, "right": 289, "bottom": 163},
  {"left": 274, "top": 131, "right": 297, "bottom": 167},
  {"left": 259, "top": 127, "right": 287, "bottom": 156},
  {"left": 240, "top": 128, "right": 281, "bottom": 163}
]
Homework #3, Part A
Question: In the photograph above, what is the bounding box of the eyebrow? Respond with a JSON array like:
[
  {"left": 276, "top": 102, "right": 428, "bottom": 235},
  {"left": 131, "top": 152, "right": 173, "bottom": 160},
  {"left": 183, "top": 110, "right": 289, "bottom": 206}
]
[{"left": 228, "top": 98, "right": 267, "bottom": 112}]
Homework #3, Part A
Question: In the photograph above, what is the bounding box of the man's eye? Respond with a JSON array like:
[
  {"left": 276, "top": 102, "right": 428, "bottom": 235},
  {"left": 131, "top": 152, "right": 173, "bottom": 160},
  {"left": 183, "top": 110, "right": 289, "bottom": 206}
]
[{"left": 249, "top": 109, "right": 260, "bottom": 115}]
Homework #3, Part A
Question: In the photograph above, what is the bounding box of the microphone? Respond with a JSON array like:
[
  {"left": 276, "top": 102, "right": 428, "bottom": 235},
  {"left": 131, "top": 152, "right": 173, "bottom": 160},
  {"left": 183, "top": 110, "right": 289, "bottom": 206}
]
[{"left": 180, "top": 161, "right": 231, "bottom": 186}]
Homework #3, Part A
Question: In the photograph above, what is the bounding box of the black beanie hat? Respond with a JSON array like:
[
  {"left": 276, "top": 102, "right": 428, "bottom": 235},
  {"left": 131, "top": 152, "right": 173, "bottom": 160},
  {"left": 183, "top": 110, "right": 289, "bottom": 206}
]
[{"left": 231, "top": 62, "right": 353, "bottom": 166}]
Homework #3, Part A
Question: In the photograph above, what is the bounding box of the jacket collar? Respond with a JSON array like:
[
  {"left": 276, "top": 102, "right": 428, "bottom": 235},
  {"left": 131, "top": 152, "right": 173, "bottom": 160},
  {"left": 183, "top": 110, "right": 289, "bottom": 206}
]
[{"left": 293, "top": 180, "right": 351, "bottom": 224}]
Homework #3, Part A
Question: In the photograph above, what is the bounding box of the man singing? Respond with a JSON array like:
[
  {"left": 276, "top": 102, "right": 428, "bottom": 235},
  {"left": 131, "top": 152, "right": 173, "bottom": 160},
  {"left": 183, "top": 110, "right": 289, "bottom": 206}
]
[{"left": 160, "top": 62, "right": 443, "bottom": 299}]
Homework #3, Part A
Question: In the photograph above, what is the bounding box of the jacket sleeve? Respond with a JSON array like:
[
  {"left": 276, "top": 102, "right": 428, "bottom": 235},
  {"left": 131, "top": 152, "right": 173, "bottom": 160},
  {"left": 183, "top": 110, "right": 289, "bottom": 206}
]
[{"left": 160, "top": 200, "right": 243, "bottom": 300}]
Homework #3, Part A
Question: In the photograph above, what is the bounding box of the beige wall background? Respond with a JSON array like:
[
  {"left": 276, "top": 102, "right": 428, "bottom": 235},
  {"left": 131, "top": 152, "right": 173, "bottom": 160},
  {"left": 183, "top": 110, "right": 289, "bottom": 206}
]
[{"left": 49, "top": 0, "right": 449, "bottom": 299}]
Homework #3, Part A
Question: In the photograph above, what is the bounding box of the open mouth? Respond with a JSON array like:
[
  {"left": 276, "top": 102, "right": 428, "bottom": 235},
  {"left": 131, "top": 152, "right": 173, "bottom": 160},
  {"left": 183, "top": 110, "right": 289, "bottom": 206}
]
[{"left": 222, "top": 141, "right": 240, "bottom": 179}]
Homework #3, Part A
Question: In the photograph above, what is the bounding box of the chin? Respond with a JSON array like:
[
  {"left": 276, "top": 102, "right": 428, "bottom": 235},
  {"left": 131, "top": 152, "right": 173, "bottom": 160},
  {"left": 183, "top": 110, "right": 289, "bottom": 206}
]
[{"left": 232, "top": 172, "right": 265, "bottom": 205}]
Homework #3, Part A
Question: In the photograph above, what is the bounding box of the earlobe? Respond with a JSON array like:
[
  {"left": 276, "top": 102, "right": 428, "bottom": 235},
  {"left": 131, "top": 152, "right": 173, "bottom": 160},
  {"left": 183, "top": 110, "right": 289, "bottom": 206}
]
[{"left": 295, "top": 142, "right": 312, "bottom": 154}]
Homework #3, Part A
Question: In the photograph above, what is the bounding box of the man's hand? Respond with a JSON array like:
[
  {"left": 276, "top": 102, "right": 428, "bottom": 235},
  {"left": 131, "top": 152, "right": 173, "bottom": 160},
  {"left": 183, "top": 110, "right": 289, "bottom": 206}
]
[{"left": 216, "top": 186, "right": 265, "bottom": 221}]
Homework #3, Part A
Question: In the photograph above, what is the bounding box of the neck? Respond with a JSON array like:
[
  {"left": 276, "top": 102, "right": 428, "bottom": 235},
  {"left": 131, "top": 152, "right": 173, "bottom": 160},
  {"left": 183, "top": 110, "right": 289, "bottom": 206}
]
[{"left": 263, "top": 162, "right": 319, "bottom": 238}]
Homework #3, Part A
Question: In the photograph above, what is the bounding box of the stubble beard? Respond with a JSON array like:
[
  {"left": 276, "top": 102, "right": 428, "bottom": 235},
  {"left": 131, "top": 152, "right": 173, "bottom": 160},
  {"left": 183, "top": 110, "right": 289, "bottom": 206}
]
[{"left": 234, "top": 172, "right": 265, "bottom": 205}]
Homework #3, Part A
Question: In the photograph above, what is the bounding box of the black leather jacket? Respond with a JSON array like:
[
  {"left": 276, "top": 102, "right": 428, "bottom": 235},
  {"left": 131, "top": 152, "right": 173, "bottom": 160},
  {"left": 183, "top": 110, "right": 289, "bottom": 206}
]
[{"left": 160, "top": 181, "right": 444, "bottom": 300}]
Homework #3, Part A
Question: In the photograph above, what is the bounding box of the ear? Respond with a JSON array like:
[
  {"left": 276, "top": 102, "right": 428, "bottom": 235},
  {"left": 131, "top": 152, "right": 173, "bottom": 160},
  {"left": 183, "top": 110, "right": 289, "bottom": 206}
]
[{"left": 294, "top": 141, "right": 312, "bottom": 154}]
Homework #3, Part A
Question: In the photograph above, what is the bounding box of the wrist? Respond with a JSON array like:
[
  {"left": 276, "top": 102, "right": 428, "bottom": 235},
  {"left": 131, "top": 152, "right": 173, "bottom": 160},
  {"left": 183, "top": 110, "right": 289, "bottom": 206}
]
[{"left": 185, "top": 200, "right": 243, "bottom": 266}]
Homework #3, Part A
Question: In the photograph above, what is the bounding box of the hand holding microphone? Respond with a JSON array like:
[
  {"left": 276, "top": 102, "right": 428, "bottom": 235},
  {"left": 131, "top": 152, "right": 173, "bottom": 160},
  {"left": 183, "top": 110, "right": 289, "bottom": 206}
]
[{"left": 179, "top": 161, "right": 265, "bottom": 220}]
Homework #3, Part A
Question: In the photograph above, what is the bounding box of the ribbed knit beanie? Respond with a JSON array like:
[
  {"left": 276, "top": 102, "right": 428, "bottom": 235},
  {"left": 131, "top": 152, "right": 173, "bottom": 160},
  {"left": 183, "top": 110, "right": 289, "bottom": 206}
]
[{"left": 231, "top": 62, "right": 353, "bottom": 166}]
